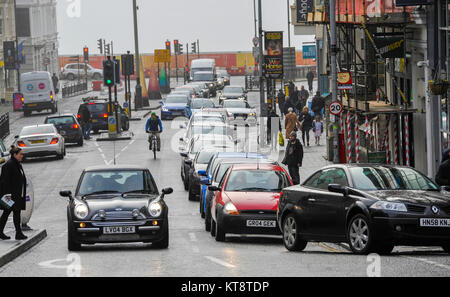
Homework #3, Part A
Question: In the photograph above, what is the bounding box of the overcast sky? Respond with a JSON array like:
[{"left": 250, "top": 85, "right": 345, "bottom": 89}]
[{"left": 57, "top": 0, "right": 315, "bottom": 55}]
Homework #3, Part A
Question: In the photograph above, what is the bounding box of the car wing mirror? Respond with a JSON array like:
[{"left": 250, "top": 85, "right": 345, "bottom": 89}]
[
  {"left": 184, "top": 160, "right": 193, "bottom": 165},
  {"left": 328, "top": 184, "right": 349, "bottom": 196},
  {"left": 200, "top": 177, "right": 210, "bottom": 185},
  {"left": 162, "top": 187, "right": 173, "bottom": 195},
  {"left": 14, "top": 135, "right": 19, "bottom": 139},
  {"left": 198, "top": 170, "right": 207, "bottom": 176},
  {"left": 59, "top": 190, "right": 73, "bottom": 200},
  {"left": 180, "top": 152, "right": 188, "bottom": 158},
  {"left": 208, "top": 186, "right": 221, "bottom": 192}
]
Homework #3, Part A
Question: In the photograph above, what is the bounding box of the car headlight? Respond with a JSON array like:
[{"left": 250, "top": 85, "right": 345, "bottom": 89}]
[
  {"left": 227, "top": 112, "right": 233, "bottom": 117},
  {"left": 162, "top": 108, "right": 169, "bottom": 112},
  {"left": 148, "top": 201, "right": 163, "bottom": 217},
  {"left": 248, "top": 112, "right": 256, "bottom": 117},
  {"left": 74, "top": 204, "right": 89, "bottom": 219},
  {"left": 221, "top": 97, "right": 227, "bottom": 100},
  {"left": 370, "top": 201, "right": 408, "bottom": 212},
  {"left": 223, "top": 202, "right": 239, "bottom": 215},
  {"left": 209, "top": 83, "right": 214, "bottom": 87}
]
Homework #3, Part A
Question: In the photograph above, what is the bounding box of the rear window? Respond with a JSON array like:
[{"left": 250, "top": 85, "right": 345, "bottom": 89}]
[
  {"left": 22, "top": 79, "right": 50, "bottom": 94},
  {"left": 47, "top": 117, "right": 75, "bottom": 126},
  {"left": 21, "top": 126, "right": 55, "bottom": 135},
  {"left": 86, "top": 104, "right": 107, "bottom": 113},
  {"left": 166, "top": 97, "right": 188, "bottom": 104},
  {"left": 191, "top": 100, "right": 214, "bottom": 109}
]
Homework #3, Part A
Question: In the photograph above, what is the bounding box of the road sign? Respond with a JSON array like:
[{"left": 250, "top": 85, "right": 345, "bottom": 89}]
[
  {"left": 329, "top": 101, "right": 343, "bottom": 116},
  {"left": 337, "top": 72, "right": 353, "bottom": 90},
  {"left": 155, "top": 49, "right": 171, "bottom": 63},
  {"left": 108, "top": 116, "right": 117, "bottom": 134},
  {"left": 252, "top": 37, "right": 259, "bottom": 47}
]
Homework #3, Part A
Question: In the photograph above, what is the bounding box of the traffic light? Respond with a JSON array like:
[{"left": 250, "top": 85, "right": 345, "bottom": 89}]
[
  {"left": 105, "top": 43, "right": 111, "bottom": 55},
  {"left": 174, "top": 40, "right": 179, "bottom": 54},
  {"left": 191, "top": 42, "right": 197, "bottom": 54},
  {"left": 113, "top": 58, "right": 121, "bottom": 84},
  {"left": 103, "top": 57, "right": 115, "bottom": 87},
  {"left": 178, "top": 43, "right": 184, "bottom": 55},
  {"left": 97, "top": 39, "right": 103, "bottom": 54},
  {"left": 83, "top": 47, "right": 89, "bottom": 63},
  {"left": 165, "top": 40, "right": 171, "bottom": 52}
]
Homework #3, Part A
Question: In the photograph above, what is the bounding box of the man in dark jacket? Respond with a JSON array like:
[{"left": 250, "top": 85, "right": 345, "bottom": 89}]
[
  {"left": 282, "top": 132, "right": 304, "bottom": 185},
  {"left": 436, "top": 149, "right": 450, "bottom": 187},
  {"left": 277, "top": 89, "right": 285, "bottom": 117},
  {"left": 306, "top": 71, "right": 315, "bottom": 92},
  {"left": 283, "top": 96, "right": 294, "bottom": 116},
  {"left": 80, "top": 105, "right": 91, "bottom": 140},
  {"left": 145, "top": 112, "right": 163, "bottom": 151},
  {"left": 267, "top": 109, "right": 282, "bottom": 146},
  {"left": 311, "top": 91, "right": 325, "bottom": 118}
]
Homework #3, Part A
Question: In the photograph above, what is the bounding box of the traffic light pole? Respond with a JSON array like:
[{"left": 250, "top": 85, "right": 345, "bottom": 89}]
[
  {"left": 133, "top": 0, "right": 142, "bottom": 110},
  {"left": 175, "top": 53, "right": 179, "bottom": 83}
]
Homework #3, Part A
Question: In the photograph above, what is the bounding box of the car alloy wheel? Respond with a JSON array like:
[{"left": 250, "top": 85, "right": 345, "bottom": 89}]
[
  {"left": 283, "top": 214, "right": 307, "bottom": 251},
  {"left": 215, "top": 217, "right": 226, "bottom": 242},
  {"left": 348, "top": 214, "right": 373, "bottom": 254}
]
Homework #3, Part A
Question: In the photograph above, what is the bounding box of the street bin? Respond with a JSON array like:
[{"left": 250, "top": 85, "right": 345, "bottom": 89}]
[{"left": 92, "top": 81, "right": 103, "bottom": 92}]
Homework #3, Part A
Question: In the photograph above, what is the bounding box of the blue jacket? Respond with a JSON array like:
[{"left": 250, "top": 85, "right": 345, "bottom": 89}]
[{"left": 146, "top": 117, "right": 163, "bottom": 132}]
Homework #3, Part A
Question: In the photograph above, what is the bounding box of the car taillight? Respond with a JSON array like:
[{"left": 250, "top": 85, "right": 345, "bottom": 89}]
[
  {"left": 72, "top": 124, "right": 79, "bottom": 129},
  {"left": 50, "top": 91, "right": 54, "bottom": 101},
  {"left": 50, "top": 138, "right": 59, "bottom": 144},
  {"left": 103, "top": 113, "right": 108, "bottom": 118},
  {"left": 77, "top": 114, "right": 81, "bottom": 119},
  {"left": 17, "top": 141, "right": 26, "bottom": 148}
]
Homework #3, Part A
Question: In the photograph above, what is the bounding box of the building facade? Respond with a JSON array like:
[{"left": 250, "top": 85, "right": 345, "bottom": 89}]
[
  {"left": 292, "top": 0, "right": 444, "bottom": 178},
  {"left": 0, "top": 0, "right": 18, "bottom": 101}
]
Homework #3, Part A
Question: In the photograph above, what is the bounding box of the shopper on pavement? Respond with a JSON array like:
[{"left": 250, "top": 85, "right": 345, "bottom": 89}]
[
  {"left": 313, "top": 115, "right": 324, "bottom": 146},
  {"left": 283, "top": 97, "right": 294, "bottom": 116},
  {"left": 285, "top": 107, "right": 301, "bottom": 139},
  {"left": 436, "top": 148, "right": 450, "bottom": 187},
  {"left": 299, "top": 106, "right": 314, "bottom": 147},
  {"left": 0, "top": 146, "right": 28, "bottom": 240},
  {"left": 267, "top": 109, "right": 282, "bottom": 147},
  {"left": 282, "top": 132, "right": 304, "bottom": 185},
  {"left": 311, "top": 91, "right": 325, "bottom": 118},
  {"left": 277, "top": 89, "right": 285, "bottom": 117},
  {"left": 306, "top": 70, "right": 315, "bottom": 93},
  {"left": 80, "top": 104, "right": 92, "bottom": 140}
]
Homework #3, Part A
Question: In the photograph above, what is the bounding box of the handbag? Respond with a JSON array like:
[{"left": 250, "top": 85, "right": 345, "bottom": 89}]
[{"left": 279, "top": 132, "right": 285, "bottom": 147}]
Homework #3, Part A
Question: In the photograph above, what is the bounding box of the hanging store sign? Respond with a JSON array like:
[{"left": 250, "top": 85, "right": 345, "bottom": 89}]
[
  {"left": 395, "top": 0, "right": 431, "bottom": 6},
  {"left": 337, "top": 72, "right": 353, "bottom": 90},
  {"left": 374, "top": 37, "right": 405, "bottom": 59},
  {"left": 264, "top": 31, "right": 283, "bottom": 79},
  {"left": 296, "top": 0, "right": 314, "bottom": 23},
  {"left": 302, "top": 44, "right": 316, "bottom": 59}
]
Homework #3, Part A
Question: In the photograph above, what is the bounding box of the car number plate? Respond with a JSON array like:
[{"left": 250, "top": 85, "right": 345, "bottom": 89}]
[
  {"left": 27, "top": 104, "right": 37, "bottom": 107},
  {"left": 92, "top": 119, "right": 98, "bottom": 123},
  {"left": 420, "top": 218, "right": 450, "bottom": 227},
  {"left": 246, "top": 220, "right": 276, "bottom": 228},
  {"left": 30, "top": 139, "right": 46, "bottom": 144},
  {"left": 103, "top": 226, "right": 136, "bottom": 234}
]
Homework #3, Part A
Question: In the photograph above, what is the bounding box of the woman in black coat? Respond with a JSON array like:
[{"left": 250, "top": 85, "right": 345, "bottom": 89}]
[{"left": 0, "top": 146, "right": 28, "bottom": 240}]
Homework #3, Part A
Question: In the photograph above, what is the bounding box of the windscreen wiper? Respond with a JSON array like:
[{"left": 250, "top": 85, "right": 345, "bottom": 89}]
[
  {"left": 82, "top": 191, "right": 120, "bottom": 199},
  {"left": 121, "top": 190, "right": 152, "bottom": 197}
]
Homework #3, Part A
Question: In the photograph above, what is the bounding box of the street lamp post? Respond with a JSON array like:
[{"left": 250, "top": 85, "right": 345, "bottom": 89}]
[
  {"left": 133, "top": 0, "right": 142, "bottom": 110},
  {"left": 330, "top": 0, "right": 340, "bottom": 164}
]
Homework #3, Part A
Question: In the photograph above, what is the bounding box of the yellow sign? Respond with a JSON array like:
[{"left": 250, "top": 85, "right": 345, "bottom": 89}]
[
  {"left": 154, "top": 49, "right": 171, "bottom": 63},
  {"left": 337, "top": 72, "right": 351, "bottom": 84}
]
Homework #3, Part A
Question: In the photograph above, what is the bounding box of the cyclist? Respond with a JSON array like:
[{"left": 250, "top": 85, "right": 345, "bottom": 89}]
[{"left": 145, "top": 112, "right": 163, "bottom": 151}]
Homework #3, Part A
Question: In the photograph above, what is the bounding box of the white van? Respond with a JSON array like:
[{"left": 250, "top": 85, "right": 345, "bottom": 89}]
[
  {"left": 190, "top": 59, "right": 216, "bottom": 81},
  {"left": 20, "top": 71, "right": 57, "bottom": 117}
]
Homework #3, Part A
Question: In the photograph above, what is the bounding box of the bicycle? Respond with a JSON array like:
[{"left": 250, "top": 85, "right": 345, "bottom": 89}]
[{"left": 147, "top": 131, "right": 160, "bottom": 160}]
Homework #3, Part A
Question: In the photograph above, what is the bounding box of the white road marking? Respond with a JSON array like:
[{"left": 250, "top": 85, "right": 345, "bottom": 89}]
[
  {"left": 403, "top": 256, "right": 450, "bottom": 271},
  {"left": 98, "top": 148, "right": 103, "bottom": 153},
  {"left": 192, "top": 246, "right": 200, "bottom": 253},
  {"left": 189, "top": 233, "right": 197, "bottom": 242},
  {"left": 204, "top": 256, "right": 235, "bottom": 268}
]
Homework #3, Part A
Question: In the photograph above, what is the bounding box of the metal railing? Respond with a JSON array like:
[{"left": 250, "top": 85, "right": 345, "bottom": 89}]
[
  {"left": 0, "top": 112, "right": 10, "bottom": 140},
  {"left": 62, "top": 82, "right": 88, "bottom": 98}
]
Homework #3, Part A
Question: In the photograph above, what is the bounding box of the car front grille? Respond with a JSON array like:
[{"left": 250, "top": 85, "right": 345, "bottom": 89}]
[
  {"left": 406, "top": 204, "right": 427, "bottom": 214},
  {"left": 442, "top": 206, "right": 450, "bottom": 215},
  {"left": 92, "top": 211, "right": 146, "bottom": 221},
  {"left": 234, "top": 114, "right": 248, "bottom": 119},
  {"left": 240, "top": 210, "right": 277, "bottom": 215}
]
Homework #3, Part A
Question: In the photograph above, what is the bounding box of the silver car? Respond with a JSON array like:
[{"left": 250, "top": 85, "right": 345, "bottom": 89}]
[
  {"left": 61, "top": 63, "right": 103, "bottom": 81},
  {"left": 222, "top": 100, "right": 257, "bottom": 126},
  {"left": 14, "top": 124, "right": 66, "bottom": 160}
]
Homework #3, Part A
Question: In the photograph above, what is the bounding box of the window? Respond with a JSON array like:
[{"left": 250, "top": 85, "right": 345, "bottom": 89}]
[
  {"left": 225, "top": 170, "right": 290, "bottom": 192},
  {"left": 46, "top": 116, "right": 75, "bottom": 126},
  {"left": 304, "top": 168, "right": 349, "bottom": 191}
]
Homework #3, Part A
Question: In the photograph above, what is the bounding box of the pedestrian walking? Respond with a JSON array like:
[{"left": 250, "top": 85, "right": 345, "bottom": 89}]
[
  {"left": 291, "top": 86, "right": 300, "bottom": 110},
  {"left": 282, "top": 132, "right": 304, "bottom": 185},
  {"left": 277, "top": 89, "right": 285, "bottom": 117},
  {"left": 306, "top": 70, "right": 315, "bottom": 93},
  {"left": 313, "top": 115, "right": 324, "bottom": 146},
  {"left": 52, "top": 73, "right": 59, "bottom": 94},
  {"left": 285, "top": 107, "right": 301, "bottom": 139},
  {"left": 436, "top": 148, "right": 450, "bottom": 187},
  {"left": 80, "top": 105, "right": 92, "bottom": 140},
  {"left": 267, "top": 109, "right": 281, "bottom": 147},
  {"left": 283, "top": 97, "right": 294, "bottom": 116},
  {"left": 288, "top": 81, "right": 295, "bottom": 98},
  {"left": 299, "top": 106, "right": 313, "bottom": 147},
  {"left": 311, "top": 91, "right": 325, "bottom": 119},
  {"left": 0, "top": 146, "right": 28, "bottom": 240}
]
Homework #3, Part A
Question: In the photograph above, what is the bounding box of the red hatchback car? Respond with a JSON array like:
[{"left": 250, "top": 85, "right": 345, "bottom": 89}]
[{"left": 209, "top": 164, "right": 293, "bottom": 242}]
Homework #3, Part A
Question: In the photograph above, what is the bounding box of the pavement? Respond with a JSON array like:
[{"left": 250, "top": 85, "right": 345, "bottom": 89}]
[{"left": 0, "top": 76, "right": 448, "bottom": 277}]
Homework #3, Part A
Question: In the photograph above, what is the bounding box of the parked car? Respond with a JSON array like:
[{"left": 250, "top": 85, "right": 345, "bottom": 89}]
[
  {"left": 77, "top": 97, "right": 130, "bottom": 134},
  {"left": 61, "top": 63, "right": 103, "bottom": 81},
  {"left": 45, "top": 114, "right": 84, "bottom": 146},
  {"left": 0, "top": 139, "right": 10, "bottom": 167},
  {"left": 14, "top": 124, "right": 65, "bottom": 160},
  {"left": 20, "top": 71, "right": 58, "bottom": 117},
  {"left": 277, "top": 164, "right": 450, "bottom": 255},
  {"left": 186, "top": 150, "right": 218, "bottom": 201},
  {"left": 60, "top": 165, "right": 173, "bottom": 251},
  {"left": 160, "top": 94, "right": 192, "bottom": 120},
  {"left": 209, "top": 164, "right": 293, "bottom": 241}
]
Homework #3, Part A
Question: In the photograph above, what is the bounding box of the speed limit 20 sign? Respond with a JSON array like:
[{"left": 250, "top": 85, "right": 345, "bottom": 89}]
[{"left": 329, "top": 101, "right": 343, "bottom": 116}]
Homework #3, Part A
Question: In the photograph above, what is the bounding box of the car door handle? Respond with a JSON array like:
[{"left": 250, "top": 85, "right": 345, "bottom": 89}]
[{"left": 308, "top": 198, "right": 317, "bottom": 202}]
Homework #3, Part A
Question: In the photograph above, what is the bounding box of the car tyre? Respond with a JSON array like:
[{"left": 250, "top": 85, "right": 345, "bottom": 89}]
[
  {"left": 24, "top": 110, "right": 31, "bottom": 117},
  {"left": 77, "top": 138, "right": 84, "bottom": 147},
  {"left": 283, "top": 214, "right": 307, "bottom": 252},
  {"left": 68, "top": 220, "right": 81, "bottom": 251},
  {"left": 123, "top": 120, "right": 129, "bottom": 131},
  {"left": 57, "top": 150, "right": 64, "bottom": 160},
  {"left": 374, "top": 242, "right": 395, "bottom": 255},
  {"left": 183, "top": 175, "right": 189, "bottom": 191},
  {"left": 347, "top": 214, "right": 375, "bottom": 255},
  {"left": 442, "top": 244, "right": 450, "bottom": 254},
  {"left": 214, "top": 215, "right": 226, "bottom": 242},
  {"left": 205, "top": 201, "right": 211, "bottom": 232},
  {"left": 210, "top": 218, "right": 216, "bottom": 237},
  {"left": 199, "top": 197, "right": 205, "bottom": 218},
  {"left": 152, "top": 219, "right": 169, "bottom": 249},
  {"left": 188, "top": 184, "right": 197, "bottom": 201}
]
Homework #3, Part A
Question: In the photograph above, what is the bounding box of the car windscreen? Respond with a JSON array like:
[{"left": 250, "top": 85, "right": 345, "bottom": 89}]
[
  {"left": 175, "top": 88, "right": 193, "bottom": 94},
  {"left": 223, "top": 101, "right": 247, "bottom": 109},
  {"left": 21, "top": 126, "right": 55, "bottom": 135},
  {"left": 192, "top": 125, "right": 227, "bottom": 137},
  {"left": 191, "top": 100, "right": 214, "bottom": 109},
  {"left": 192, "top": 115, "right": 225, "bottom": 123},
  {"left": 349, "top": 167, "right": 439, "bottom": 191},
  {"left": 193, "top": 73, "right": 214, "bottom": 81},
  {"left": 197, "top": 151, "right": 216, "bottom": 164},
  {"left": 225, "top": 170, "right": 289, "bottom": 192},
  {"left": 223, "top": 87, "right": 243, "bottom": 94},
  {"left": 46, "top": 116, "right": 75, "bottom": 126},
  {"left": 166, "top": 96, "right": 188, "bottom": 104},
  {"left": 77, "top": 170, "right": 158, "bottom": 196}
]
